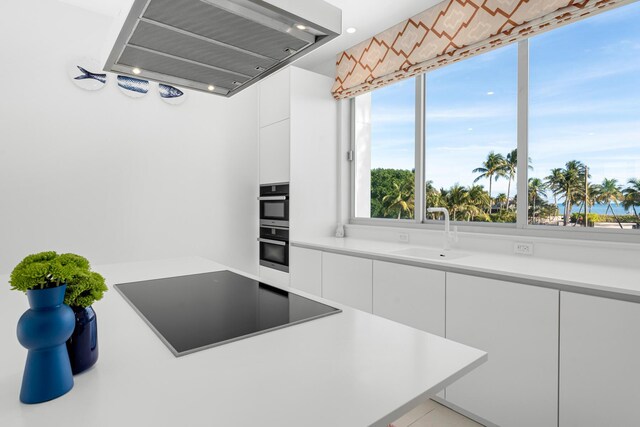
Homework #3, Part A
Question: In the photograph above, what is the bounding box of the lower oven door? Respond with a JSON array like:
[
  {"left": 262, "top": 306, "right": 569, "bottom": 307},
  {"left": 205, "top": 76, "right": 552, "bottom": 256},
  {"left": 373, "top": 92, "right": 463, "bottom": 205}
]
[{"left": 258, "top": 238, "right": 289, "bottom": 272}]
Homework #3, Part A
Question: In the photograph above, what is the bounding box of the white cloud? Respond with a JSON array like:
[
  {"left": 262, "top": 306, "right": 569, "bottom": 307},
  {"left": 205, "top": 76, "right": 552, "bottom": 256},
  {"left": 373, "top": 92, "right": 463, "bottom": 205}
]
[
  {"left": 432, "top": 143, "right": 512, "bottom": 153},
  {"left": 371, "top": 108, "right": 414, "bottom": 124},
  {"left": 532, "top": 60, "right": 640, "bottom": 98},
  {"left": 426, "top": 105, "right": 515, "bottom": 121},
  {"left": 530, "top": 97, "right": 640, "bottom": 118}
]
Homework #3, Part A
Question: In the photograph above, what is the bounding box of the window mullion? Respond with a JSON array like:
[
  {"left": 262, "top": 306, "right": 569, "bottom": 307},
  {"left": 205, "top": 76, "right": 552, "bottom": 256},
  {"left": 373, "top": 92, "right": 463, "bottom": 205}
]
[
  {"left": 516, "top": 39, "right": 529, "bottom": 229},
  {"left": 349, "top": 97, "right": 356, "bottom": 221},
  {"left": 415, "top": 75, "right": 426, "bottom": 223}
]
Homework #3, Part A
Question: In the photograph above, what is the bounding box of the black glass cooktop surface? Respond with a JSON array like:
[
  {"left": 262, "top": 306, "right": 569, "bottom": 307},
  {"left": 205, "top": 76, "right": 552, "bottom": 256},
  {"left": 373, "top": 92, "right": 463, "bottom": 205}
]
[{"left": 115, "top": 270, "right": 341, "bottom": 356}]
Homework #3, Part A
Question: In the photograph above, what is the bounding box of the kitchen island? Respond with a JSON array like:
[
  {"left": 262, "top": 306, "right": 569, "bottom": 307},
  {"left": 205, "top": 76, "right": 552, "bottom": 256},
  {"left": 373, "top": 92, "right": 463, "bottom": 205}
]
[{"left": 0, "top": 257, "right": 486, "bottom": 427}]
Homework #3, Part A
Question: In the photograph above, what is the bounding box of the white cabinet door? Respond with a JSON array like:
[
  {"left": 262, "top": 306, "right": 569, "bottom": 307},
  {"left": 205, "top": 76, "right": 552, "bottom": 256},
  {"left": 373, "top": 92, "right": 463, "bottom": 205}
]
[
  {"left": 372, "top": 261, "right": 445, "bottom": 337},
  {"left": 259, "top": 119, "right": 290, "bottom": 185},
  {"left": 322, "top": 252, "right": 372, "bottom": 313},
  {"left": 560, "top": 292, "right": 640, "bottom": 427},
  {"left": 259, "top": 68, "right": 290, "bottom": 127},
  {"left": 289, "top": 246, "right": 322, "bottom": 297},
  {"left": 258, "top": 265, "right": 289, "bottom": 289},
  {"left": 446, "top": 273, "right": 559, "bottom": 427},
  {"left": 289, "top": 68, "right": 337, "bottom": 241}
]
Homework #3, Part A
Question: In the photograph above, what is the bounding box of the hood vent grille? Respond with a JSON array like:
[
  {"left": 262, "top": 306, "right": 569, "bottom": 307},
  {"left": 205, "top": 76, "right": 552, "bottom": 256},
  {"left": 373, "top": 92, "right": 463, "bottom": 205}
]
[{"left": 104, "top": 0, "right": 340, "bottom": 97}]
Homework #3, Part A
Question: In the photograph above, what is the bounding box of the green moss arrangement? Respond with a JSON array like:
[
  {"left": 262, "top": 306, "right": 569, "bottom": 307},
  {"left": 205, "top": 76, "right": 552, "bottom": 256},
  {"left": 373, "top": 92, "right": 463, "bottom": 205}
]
[{"left": 10, "top": 251, "right": 107, "bottom": 307}]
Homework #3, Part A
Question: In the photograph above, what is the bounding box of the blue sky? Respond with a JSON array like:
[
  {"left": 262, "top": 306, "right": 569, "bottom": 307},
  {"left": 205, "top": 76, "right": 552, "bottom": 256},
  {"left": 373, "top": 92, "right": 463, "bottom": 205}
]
[{"left": 368, "top": 1, "right": 640, "bottom": 201}]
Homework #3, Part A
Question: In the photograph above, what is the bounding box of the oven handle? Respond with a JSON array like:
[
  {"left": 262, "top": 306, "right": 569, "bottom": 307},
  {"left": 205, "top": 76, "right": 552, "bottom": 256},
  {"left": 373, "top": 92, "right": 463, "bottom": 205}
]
[
  {"left": 260, "top": 225, "right": 290, "bottom": 231},
  {"left": 257, "top": 196, "right": 288, "bottom": 201},
  {"left": 257, "top": 238, "right": 287, "bottom": 246}
]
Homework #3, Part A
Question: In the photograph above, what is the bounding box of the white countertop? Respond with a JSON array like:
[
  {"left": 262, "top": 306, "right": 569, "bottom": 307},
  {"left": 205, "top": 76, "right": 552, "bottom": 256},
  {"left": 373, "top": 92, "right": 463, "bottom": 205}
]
[
  {"left": 292, "top": 237, "right": 640, "bottom": 301},
  {"left": 0, "top": 257, "right": 486, "bottom": 427}
]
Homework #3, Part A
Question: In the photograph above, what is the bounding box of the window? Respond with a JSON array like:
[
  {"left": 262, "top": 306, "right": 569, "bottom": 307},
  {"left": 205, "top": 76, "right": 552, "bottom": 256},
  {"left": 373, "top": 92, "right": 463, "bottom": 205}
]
[
  {"left": 354, "top": 79, "right": 415, "bottom": 219},
  {"left": 425, "top": 44, "right": 517, "bottom": 223},
  {"left": 529, "top": 2, "right": 640, "bottom": 230},
  {"left": 351, "top": 1, "right": 640, "bottom": 235}
]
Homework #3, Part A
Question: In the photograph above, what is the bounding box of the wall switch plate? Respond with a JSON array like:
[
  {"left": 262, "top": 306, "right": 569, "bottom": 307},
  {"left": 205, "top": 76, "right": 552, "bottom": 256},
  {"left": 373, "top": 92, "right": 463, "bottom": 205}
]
[
  {"left": 398, "top": 233, "right": 409, "bottom": 243},
  {"left": 514, "top": 242, "right": 534, "bottom": 255}
]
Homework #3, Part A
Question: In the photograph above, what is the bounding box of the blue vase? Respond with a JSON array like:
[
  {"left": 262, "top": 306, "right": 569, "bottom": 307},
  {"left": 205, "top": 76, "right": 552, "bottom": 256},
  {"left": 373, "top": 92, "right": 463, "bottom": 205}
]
[
  {"left": 66, "top": 306, "right": 99, "bottom": 375},
  {"left": 17, "top": 284, "right": 75, "bottom": 404}
]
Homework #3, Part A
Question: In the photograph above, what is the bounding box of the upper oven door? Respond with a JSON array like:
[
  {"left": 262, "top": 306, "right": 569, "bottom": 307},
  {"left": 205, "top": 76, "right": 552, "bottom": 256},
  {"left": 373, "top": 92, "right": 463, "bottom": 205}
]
[
  {"left": 259, "top": 183, "right": 289, "bottom": 226},
  {"left": 259, "top": 197, "right": 289, "bottom": 222}
]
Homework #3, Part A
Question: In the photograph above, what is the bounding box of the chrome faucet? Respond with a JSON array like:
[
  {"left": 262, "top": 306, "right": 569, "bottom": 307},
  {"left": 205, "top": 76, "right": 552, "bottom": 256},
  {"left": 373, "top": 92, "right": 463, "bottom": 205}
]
[{"left": 427, "top": 207, "right": 456, "bottom": 251}]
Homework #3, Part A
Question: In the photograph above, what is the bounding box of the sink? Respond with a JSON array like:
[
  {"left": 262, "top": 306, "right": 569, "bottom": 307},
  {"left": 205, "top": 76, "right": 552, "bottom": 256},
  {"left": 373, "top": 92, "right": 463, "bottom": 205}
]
[{"left": 390, "top": 247, "right": 469, "bottom": 261}]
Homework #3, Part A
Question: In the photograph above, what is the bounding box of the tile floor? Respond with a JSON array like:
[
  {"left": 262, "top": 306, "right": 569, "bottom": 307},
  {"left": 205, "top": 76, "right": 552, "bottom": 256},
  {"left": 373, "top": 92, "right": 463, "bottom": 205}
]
[{"left": 391, "top": 399, "right": 483, "bottom": 427}]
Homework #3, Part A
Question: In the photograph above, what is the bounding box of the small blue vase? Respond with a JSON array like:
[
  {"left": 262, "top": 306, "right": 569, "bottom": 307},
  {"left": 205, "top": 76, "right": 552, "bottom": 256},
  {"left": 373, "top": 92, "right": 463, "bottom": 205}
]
[
  {"left": 17, "top": 284, "right": 75, "bottom": 404},
  {"left": 66, "top": 306, "right": 99, "bottom": 375}
]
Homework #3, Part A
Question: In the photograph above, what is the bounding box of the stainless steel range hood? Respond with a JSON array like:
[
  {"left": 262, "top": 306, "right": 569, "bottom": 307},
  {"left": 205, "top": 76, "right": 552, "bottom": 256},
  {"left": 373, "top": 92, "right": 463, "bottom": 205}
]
[{"left": 102, "top": 0, "right": 341, "bottom": 97}]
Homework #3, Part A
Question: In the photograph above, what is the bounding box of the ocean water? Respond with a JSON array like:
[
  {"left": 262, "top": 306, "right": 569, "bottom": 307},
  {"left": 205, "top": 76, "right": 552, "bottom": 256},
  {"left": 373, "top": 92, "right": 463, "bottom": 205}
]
[{"left": 557, "top": 203, "right": 633, "bottom": 215}]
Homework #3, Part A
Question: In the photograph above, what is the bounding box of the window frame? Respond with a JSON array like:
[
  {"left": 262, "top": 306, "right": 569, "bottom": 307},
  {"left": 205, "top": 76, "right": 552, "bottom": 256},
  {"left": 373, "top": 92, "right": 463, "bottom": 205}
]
[{"left": 349, "top": 36, "right": 640, "bottom": 242}]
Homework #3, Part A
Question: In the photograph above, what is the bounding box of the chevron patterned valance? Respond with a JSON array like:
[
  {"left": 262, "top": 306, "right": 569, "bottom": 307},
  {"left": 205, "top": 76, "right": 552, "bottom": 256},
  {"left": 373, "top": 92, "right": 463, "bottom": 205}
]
[{"left": 332, "top": 0, "right": 626, "bottom": 99}]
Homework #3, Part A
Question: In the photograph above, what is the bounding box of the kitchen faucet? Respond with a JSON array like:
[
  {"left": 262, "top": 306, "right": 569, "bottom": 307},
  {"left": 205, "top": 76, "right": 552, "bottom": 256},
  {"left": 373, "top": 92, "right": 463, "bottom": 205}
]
[{"left": 427, "top": 207, "right": 457, "bottom": 251}]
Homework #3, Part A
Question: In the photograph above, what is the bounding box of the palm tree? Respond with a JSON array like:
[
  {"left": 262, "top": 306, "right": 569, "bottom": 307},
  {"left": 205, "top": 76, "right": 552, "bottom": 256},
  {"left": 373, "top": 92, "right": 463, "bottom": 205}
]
[
  {"left": 538, "top": 201, "right": 558, "bottom": 223},
  {"left": 467, "top": 185, "right": 490, "bottom": 221},
  {"left": 443, "top": 184, "right": 470, "bottom": 221},
  {"left": 502, "top": 149, "right": 533, "bottom": 211},
  {"left": 622, "top": 178, "right": 640, "bottom": 227},
  {"left": 544, "top": 161, "right": 587, "bottom": 226},
  {"left": 528, "top": 178, "right": 547, "bottom": 224},
  {"left": 545, "top": 168, "right": 564, "bottom": 211},
  {"left": 438, "top": 187, "right": 450, "bottom": 214},
  {"left": 425, "top": 180, "right": 442, "bottom": 216},
  {"left": 473, "top": 152, "right": 506, "bottom": 211},
  {"left": 382, "top": 180, "right": 414, "bottom": 219},
  {"left": 594, "top": 178, "right": 624, "bottom": 229}
]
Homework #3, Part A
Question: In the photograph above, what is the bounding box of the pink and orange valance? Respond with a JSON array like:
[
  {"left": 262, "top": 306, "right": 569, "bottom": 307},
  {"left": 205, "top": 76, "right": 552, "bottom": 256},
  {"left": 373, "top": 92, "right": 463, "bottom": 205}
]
[{"left": 332, "top": 0, "right": 626, "bottom": 99}]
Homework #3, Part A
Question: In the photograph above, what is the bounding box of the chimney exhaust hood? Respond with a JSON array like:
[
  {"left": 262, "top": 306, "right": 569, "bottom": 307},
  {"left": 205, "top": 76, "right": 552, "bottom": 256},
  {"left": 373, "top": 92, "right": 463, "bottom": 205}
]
[{"left": 102, "top": 0, "right": 341, "bottom": 97}]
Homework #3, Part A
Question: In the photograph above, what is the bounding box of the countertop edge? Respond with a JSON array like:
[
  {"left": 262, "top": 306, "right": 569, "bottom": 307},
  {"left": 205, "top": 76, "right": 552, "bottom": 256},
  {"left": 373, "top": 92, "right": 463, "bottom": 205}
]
[
  {"left": 370, "top": 352, "right": 489, "bottom": 427},
  {"left": 291, "top": 240, "right": 640, "bottom": 304}
]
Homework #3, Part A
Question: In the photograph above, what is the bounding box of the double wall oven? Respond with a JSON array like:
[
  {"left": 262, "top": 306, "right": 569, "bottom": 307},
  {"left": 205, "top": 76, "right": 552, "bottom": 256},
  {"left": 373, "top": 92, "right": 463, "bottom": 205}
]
[{"left": 258, "top": 183, "right": 289, "bottom": 272}]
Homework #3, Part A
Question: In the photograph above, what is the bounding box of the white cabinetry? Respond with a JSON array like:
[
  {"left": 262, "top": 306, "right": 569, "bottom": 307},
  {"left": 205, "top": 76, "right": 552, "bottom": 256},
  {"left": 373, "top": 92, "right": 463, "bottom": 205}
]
[
  {"left": 284, "top": 245, "right": 640, "bottom": 427},
  {"left": 322, "top": 252, "right": 372, "bottom": 313},
  {"left": 257, "top": 66, "right": 337, "bottom": 232},
  {"left": 259, "top": 68, "right": 290, "bottom": 128},
  {"left": 258, "top": 265, "right": 290, "bottom": 289},
  {"left": 289, "top": 246, "right": 322, "bottom": 297},
  {"left": 259, "top": 119, "right": 290, "bottom": 185},
  {"left": 257, "top": 67, "right": 336, "bottom": 285},
  {"left": 559, "top": 291, "right": 640, "bottom": 427},
  {"left": 372, "top": 261, "right": 445, "bottom": 337},
  {"left": 445, "top": 273, "right": 559, "bottom": 427},
  {"left": 289, "top": 68, "right": 337, "bottom": 240}
]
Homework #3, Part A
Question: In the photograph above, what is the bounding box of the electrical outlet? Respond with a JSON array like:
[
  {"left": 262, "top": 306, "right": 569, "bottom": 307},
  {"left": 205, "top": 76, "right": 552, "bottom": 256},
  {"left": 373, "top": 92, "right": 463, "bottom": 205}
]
[
  {"left": 398, "top": 233, "right": 409, "bottom": 243},
  {"left": 514, "top": 242, "right": 534, "bottom": 255}
]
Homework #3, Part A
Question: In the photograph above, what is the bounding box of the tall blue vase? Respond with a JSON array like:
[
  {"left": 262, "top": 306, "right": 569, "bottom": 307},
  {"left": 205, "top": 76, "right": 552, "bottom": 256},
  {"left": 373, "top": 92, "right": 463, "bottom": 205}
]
[
  {"left": 66, "top": 305, "right": 99, "bottom": 375},
  {"left": 17, "top": 284, "right": 75, "bottom": 404}
]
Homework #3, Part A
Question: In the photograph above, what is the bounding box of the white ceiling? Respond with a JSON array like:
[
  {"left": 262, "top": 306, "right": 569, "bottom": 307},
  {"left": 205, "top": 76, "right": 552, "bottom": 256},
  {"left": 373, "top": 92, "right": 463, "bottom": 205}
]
[
  {"left": 56, "top": 0, "right": 129, "bottom": 17},
  {"left": 294, "top": 0, "right": 442, "bottom": 77},
  {"left": 56, "top": 0, "right": 441, "bottom": 77}
]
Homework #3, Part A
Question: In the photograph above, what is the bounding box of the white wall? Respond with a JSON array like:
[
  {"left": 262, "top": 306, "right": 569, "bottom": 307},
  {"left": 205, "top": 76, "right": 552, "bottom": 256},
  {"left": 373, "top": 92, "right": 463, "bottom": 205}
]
[{"left": 0, "top": 0, "right": 259, "bottom": 275}]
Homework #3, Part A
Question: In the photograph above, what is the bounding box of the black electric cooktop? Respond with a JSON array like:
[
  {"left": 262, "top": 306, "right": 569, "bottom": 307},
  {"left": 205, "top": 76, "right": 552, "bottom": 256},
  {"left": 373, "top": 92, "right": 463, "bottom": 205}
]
[{"left": 115, "top": 270, "right": 341, "bottom": 357}]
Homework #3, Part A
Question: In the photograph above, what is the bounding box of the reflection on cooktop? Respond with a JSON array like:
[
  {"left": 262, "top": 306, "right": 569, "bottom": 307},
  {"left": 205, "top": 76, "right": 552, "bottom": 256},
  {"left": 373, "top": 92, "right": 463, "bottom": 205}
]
[{"left": 115, "top": 270, "right": 341, "bottom": 356}]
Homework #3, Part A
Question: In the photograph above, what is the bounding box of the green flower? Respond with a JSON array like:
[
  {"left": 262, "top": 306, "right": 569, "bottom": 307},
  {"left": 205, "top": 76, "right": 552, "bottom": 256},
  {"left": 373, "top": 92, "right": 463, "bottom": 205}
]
[{"left": 10, "top": 251, "right": 107, "bottom": 307}]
